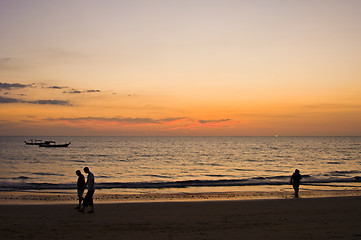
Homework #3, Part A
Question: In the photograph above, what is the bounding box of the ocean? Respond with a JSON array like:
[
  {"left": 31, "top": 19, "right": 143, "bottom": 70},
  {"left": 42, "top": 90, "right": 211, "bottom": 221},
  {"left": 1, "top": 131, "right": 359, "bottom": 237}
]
[{"left": 1, "top": 136, "right": 360, "bottom": 194}]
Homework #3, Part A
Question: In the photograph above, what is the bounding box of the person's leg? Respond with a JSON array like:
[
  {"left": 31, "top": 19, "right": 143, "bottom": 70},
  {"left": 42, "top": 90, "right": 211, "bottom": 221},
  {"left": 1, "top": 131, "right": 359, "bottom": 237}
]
[
  {"left": 89, "top": 201, "right": 94, "bottom": 213},
  {"left": 293, "top": 184, "right": 299, "bottom": 197},
  {"left": 78, "top": 196, "right": 83, "bottom": 208},
  {"left": 76, "top": 190, "right": 82, "bottom": 209},
  {"left": 80, "top": 191, "right": 90, "bottom": 213},
  {"left": 88, "top": 191, "right": 95, "bottom": 213},
  {"left": 79, "top": 190, "right": 84, "bottom": 207}
]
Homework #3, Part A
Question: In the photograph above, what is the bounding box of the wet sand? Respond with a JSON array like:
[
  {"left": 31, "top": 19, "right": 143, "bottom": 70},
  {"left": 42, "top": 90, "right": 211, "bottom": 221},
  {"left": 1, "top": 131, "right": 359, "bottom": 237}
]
[
  {"left": 1, "top": 196, "right": 361, "bottom": 239},
  {"left": 1, "top": 188, "right": 361, "bottom": 204}
]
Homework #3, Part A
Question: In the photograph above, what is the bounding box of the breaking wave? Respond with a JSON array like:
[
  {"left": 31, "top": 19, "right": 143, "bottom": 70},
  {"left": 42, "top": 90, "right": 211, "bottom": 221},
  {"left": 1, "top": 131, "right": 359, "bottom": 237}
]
[{"left": 1, "top": 175, "right": 360, "bottom": 191}]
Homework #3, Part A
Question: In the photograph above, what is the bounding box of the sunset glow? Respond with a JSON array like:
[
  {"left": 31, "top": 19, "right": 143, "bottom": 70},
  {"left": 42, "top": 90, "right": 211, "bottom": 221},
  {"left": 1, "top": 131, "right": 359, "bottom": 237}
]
[{"left": 1, "top": 0, "right": 360, "bottom": 136}]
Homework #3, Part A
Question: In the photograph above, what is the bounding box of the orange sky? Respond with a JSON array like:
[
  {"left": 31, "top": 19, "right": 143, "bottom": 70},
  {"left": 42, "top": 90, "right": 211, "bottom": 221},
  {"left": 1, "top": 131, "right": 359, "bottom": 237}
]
[{"left": 1, "top": 0, "right": 360, "bottom": 136}]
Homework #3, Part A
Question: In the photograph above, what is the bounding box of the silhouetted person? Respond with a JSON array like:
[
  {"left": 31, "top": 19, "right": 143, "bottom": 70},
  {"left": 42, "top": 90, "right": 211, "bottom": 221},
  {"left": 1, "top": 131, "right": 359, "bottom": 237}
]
[
  {"left": 75, "top": 170, "right": 85, "bottom": 209},
  {"left": 80, "top": 167, "right": 95, "bottom": 213},
  {"left": 290, "top": 169, "right": 302, "bottom": 197}
]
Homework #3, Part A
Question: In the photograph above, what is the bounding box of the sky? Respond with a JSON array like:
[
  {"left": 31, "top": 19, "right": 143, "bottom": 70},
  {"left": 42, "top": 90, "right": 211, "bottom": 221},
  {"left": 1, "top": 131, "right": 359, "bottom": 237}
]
[{"left": 0, "top": 0, "right": 360, "bottom": 136}]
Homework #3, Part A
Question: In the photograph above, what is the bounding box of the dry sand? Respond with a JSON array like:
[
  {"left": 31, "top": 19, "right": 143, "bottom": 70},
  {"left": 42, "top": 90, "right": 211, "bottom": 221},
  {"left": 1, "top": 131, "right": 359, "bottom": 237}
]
[{"left": 1, "top": 196, "right": 361, "bottom": 240}]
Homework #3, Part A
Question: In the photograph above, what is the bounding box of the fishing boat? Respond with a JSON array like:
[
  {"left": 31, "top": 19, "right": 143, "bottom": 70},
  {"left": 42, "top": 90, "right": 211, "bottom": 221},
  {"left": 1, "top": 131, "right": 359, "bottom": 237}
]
[
  {"left": 24, "top": 140, "right": 55, "bottom": 145},
  {"left": 39, "top": 142, "right": 71, "bottom": 148}
]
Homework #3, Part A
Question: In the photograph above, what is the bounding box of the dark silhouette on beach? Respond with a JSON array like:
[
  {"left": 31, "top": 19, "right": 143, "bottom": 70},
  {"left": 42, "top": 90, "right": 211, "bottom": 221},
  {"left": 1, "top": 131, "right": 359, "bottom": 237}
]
[
  {"left": 290, "top": 169, "right": 302, "bottom": 198},
  {"left": 75, "top": 170, "right": 85, "bottom": 209},
  {"left": 79, "top": 167, "right": 95, "bottom": 213}
]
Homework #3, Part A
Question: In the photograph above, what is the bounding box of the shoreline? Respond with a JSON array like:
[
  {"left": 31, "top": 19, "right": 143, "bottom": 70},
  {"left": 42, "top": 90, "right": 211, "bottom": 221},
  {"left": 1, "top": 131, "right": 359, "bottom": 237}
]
[{"left": 1, "top": 188, "right": 361, "bottom": 205}]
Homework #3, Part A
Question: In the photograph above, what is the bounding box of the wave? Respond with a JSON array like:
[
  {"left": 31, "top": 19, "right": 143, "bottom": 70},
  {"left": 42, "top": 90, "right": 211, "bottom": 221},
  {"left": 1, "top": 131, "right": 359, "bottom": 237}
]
[
  {"left": 327, "top": 162, "right": 342, "bottom": 165},
  {"left": 326, "top": 170, "right": 361, "bottom": 176},
  {"left": 143, "top": 174, "right": 172, "bottom": 179},
  {"left": 1, "top": 175, "right": 360, "bottom": 191},
  {"left": 32, "top": 172, "right": 65, "bottom": 176}
]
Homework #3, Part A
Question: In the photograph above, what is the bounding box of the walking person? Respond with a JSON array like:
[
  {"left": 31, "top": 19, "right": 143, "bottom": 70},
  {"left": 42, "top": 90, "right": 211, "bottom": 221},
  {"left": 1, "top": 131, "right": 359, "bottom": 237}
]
[
  {"left": 75, "top": 170, "right": 85, "bottom": 209},
  {"left": 290, "top": 169, "right": 302, "bottom": 198},
  {"left": 80, "top": 167, "right": 95, "bottom": 213}
]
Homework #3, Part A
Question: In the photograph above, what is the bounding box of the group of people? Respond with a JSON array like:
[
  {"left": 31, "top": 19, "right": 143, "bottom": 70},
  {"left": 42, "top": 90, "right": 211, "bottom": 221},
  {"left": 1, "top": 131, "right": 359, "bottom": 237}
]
[
  {"left": 74, "top": 168, "right": 303, "bottom": 211},
  {"left": 75, "top": 167, "right": 95, "bottom": 213}
]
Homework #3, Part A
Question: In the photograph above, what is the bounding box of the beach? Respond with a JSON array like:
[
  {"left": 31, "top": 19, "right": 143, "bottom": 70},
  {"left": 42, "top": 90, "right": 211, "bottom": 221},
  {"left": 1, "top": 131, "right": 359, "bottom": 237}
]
[
  {"left": 1, "top": 196, "right": 361, "bottom": 240},
  {"left": 1, "top": 136, "right": 361, "bottom": 239},
  {"left": 1, "top": 0, "right": 361, "bottom": 237}
]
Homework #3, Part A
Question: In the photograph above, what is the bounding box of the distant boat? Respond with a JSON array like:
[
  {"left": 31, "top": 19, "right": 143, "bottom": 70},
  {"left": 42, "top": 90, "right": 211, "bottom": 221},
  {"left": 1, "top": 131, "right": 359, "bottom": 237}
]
[
  {"left": 24, "top": 140, "right": 55, "bottom": 145},
  {"left": 39, "top": 142, "right": 71, "bottom": 148}
]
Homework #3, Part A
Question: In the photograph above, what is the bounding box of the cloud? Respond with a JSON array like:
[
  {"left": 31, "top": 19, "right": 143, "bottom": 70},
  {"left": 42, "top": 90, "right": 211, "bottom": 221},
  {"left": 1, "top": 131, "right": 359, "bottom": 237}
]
[
  {"left": 19, "top": 82, "right": 104, "bottom": 99},
  {"left": 48, "top": 86, "right": 67, "bottom": 89},
  {"left": 69, "top": 90, "right": 82, "bottom": 94},
  {"left": 63, "top": 89, "right": 101, "bottom": 94},
  {"left": 198, "top": 119, "right": 231, "bottom": 124},
  {"left": 0, "top": 96, "right": 20, "bottom": 103},
  {"left": 0, "top": 96, "right": 72, "bottom": 106},
  {"left": 44, "top": 116, "right": 242, "bottom": 130},
  {"left": 47, "top": 117, "right": 185, "bottom": 125},
  {"left": 171, "top": 118, "right": 243, "bottom": 130},
  {"left": 159, "top": 118, "right": 186, "bottom": 122},
  {"left": 27, "top": 100, "right": 72, "bottom": 106},
  {"left": 0, "top": 82, "right": 31, "bottom": 90}
]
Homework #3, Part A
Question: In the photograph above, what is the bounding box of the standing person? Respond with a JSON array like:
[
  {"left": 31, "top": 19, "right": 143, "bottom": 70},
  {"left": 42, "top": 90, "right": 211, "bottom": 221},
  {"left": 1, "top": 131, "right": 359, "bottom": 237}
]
[
  {"left": 290, "top": 169, "right": 302, "bottom": 198},
  {"left": 80, "top": 167, "right": 95, "bottom": 213},
  {"left": 75, "top": 170, "right": 85, "bottom": 209}
]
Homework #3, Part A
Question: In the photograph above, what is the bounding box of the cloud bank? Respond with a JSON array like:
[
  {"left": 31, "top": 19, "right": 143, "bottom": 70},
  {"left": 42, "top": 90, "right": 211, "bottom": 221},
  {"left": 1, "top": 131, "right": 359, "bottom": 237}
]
[
  {"left": 47, "top": 117, "right": 185, "bottom": 125},
  {"left": 63, "top": 89, "right": 101, "bottom": 94},
  {"left": 0, "top": 96, "right": 72, "bottom": 106},
  {"left": 0, "top": 82, "right": 31, "bottom": 90},
  {"left": 27, "top": 100, "right": 72, "bottom": 106},
  {"left": 47, "top": 86, "right": 68, "bottom": 89},
  {"left": 0, "top": 81, "right": 103, "bottom": 106},
  {"left": 44, "top": 116, "right": 242, "bottom": 130},
  {"left": 0, "top": 96, "right": 19, "bottom": 103}
]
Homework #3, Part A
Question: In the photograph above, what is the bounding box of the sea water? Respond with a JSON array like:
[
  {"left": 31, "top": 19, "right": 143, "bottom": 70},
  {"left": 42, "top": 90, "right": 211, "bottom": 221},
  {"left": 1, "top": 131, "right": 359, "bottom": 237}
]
[{"left": 0, "top": 136, "right": 360, "bottom": 194}]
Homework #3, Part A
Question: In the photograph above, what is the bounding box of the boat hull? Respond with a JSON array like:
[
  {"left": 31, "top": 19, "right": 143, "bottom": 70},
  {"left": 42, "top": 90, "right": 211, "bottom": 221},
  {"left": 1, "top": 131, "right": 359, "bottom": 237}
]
[{"left": 39, "top": 142, "right": 71, "bottom": 148}]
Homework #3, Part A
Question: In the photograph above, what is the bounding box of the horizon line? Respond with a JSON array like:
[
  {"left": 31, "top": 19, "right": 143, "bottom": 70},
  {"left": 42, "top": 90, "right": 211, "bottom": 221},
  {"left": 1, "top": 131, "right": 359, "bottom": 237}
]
[{"left": 2, "top": 135, "right": 360, "bottom": 138}]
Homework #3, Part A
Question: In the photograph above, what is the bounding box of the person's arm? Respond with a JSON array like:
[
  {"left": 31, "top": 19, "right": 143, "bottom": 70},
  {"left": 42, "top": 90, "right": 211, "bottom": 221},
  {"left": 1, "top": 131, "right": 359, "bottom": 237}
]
[
  {"left": 88, "top": 179, "right": 94, "bottom": 190},
  {"left": 87, "top": 174, "right": 94, "bottom": 190},
  {"left": 81, "top": 176, "right": 86, "bottom": 190},
  {"left": 84, "top": 176, "right": 88, "bottom": 190}
]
